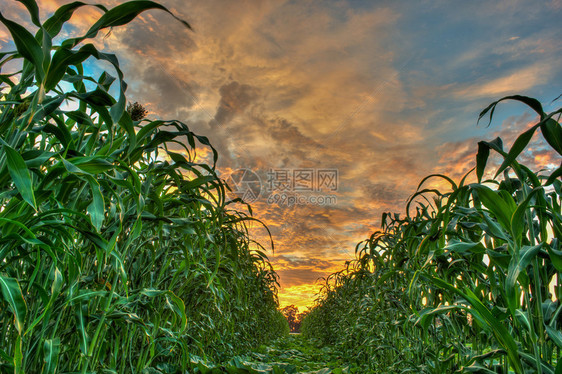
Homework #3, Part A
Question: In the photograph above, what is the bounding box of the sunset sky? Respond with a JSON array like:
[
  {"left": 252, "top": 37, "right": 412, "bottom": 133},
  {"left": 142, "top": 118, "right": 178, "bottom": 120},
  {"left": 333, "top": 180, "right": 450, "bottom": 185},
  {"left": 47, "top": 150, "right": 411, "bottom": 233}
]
[{"left": 2, "top": 0, "right": 561, "bottom": 311}]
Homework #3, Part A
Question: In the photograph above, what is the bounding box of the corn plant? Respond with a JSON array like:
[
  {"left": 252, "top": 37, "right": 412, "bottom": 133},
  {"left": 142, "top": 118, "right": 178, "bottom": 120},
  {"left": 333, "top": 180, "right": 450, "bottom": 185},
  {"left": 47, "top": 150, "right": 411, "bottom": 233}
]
[
  {"left": 0, "top": 1, "right": 287, "bottom": 372},
  {"left": 302, "top": 95, "right": 562, "bottom": 373}
]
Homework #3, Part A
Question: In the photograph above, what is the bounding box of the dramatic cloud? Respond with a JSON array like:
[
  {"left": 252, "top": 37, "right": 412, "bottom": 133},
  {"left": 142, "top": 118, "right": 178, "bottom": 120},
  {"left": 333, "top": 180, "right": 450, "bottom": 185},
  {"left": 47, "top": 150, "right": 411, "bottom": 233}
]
[{"left": 2, "top": 0, "right": 560, "bottom": 311}]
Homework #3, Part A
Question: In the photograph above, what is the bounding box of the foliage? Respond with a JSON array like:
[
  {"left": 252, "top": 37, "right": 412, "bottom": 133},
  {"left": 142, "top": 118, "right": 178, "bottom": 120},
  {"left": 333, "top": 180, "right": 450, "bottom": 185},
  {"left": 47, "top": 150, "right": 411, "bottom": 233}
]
[
  {"left": 191, "top": 334, "right": 361, "bottom": 373},
  {"left": 302, "top": 95, "right": 562, "bottom": 373},
  {"left": 0, "top": 0, "right": 286, "bottom": 372}
]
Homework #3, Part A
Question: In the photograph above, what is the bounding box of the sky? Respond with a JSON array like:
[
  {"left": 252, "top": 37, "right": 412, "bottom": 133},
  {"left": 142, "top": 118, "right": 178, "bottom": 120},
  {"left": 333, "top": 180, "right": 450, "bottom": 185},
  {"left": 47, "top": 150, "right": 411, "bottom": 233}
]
[{"left": 1, "top": 0, "right": 561, "bottom": 311}]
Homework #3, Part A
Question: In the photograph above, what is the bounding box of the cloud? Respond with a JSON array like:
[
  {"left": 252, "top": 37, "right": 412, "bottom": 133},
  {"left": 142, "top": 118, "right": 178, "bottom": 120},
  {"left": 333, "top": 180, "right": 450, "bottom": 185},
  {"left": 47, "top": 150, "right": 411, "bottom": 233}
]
[
  {"left": 453, "top": 64, "right": 552, "bottom": 99},
  {"left": 212, "top": 81, "right": 258, "bottom": 126},
  {"left": 3, "top": 0, "right": 558, "bottom": 312}
]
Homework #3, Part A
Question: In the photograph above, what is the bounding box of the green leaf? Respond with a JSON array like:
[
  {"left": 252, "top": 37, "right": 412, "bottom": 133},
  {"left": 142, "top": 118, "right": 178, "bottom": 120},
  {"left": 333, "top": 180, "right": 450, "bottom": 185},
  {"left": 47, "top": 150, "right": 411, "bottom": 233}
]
[
  {"left": 472, "top": 184, "right": 513, "bottom": 232},
  {"left": 546, "top": 243, "right": 562, "bottom": 272},
  {"left": 0, "top": 275, "right": 27, "bottom": 334},
  {"left": 68, "top": 157, "right": 114, "bottom": 174},
  {"left": 43, "top": 2, "right": 107, "bottom": 38},
  {"left": 42, "top": 338, "right": 61, "bottom": 374},
  {"left": 46, "top": 44, "right": 100, "bottom": 91},
  {"left": 478, "top": 95, "right": 545, "bottom": 126},
  {"left": 86, "top": 176, "right": 105, "bottom": 231},
  {"left": 540, "top": 118, "right": 562, "bottom": 155},
  {"left": 505, "top": 244, "right": 541, "bottom": 312},
  {"left": 25, "top": 268, "right": 63, "bottom": 335},
  {"left": 14, "top": 335, "right": 23, "bottom": 374},
  {"left": 444, "top": 240, "right": 486, "bottom": 255},
  {"left": 76, "top": 303, "right": 90, "bottom": 356},
  {"left": 140, "top": 288, "right": 187, "bottom": 331},
  {"left": 0, "top": 12, "right": 44, "bottom": 80},
  {"left": 476, "top": 141, "right": 490, "bottom": 183},
  {"left": 16, "top": 0, "right": 41, "bottom": 27},
  {"left": 511, "top": 187, "right": 543, "bottom": 241},
  {"left": 63, "top": 0, "right": 191, "bottom": 48},
  {"left": 546, "top": 165, "right": 562, "bottom": 186},
  {"left": 495, "top": 124, "right": 539, "bottom": 177},
  {"left": 3, "top": 144, "right": 37, "bottom": 209},
  {"left": 546, "top": 325, "right": 562, "bottom": 350}
]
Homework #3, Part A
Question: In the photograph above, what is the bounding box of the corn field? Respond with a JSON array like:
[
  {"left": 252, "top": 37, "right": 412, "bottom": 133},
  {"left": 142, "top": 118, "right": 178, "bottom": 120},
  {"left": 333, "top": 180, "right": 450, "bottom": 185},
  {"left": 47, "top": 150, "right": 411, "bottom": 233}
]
[
  {"left": 0, "top": 1, "right": 288, "bottom": 373},
  {"left": 2, "top": 1, "right": 562, "bottom": 374},
  {"left": 302, "top": 95, "right": 562, "bottom": 373}
]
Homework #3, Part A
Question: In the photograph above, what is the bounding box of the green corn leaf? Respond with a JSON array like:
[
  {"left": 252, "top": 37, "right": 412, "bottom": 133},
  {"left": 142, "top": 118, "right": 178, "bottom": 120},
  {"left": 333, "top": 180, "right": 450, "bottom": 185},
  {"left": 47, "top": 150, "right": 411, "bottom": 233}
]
[
  {"left": 511, "top": 187, "right": 543, "bottom": 241},
  {"left": 462, "top": 364, "right": 499, "bottom": 373},
  {"left": 16, "top": 0, "right": 42, "bottom": 27},
  {"left": 514, "top": 309, "right": 531, "bottom": 332},
  {"left": 478, "top": 95, "right": 545, "bottom": 126},
  {"left": 0, "top": 348, "right": 10, "bottom": 362},
  {"left": 137, "top": 120, "right": 164, "bottom": 143},
  {"left": 185, "top": 175, "right": 216, "bottom": 189},
  {"left": 505, "top": 244, "right": 541, "bottom": 312},
  {"left": 76, "top": 303, "right": 90, "bottom": 355},
  {"left": 118, "top": 109, "right": 137, "bottom": 152},
  {"left": 43, "top": 2, "right": 107, "bottom": 38},
  {"left": 86, "top": 176, "right": 105, "bottom": 231},
  {"left": 546, "top": 244, "right": 562, "bottom": 272},
  {"left": 68, "top": 157, "right": 114, "bottom": 174},
  {"left": 495, "top": 124, "right": 540, "bottom": 177},
  {"left": 546, "top": 325, "right": 562, "bottom": 350},
  {"left": 0, "top": 275, "right": 27, "bottom": 334},
  {"left": 517, "top": 351, "right": 556, "bottom": 374},
  {"left": 14, "top": 335, "right": 23, "bottom": 374},
  {"left": 540, "top": 118, "right": 562, "bottom": 155},
  {"left": 546, "top": 164, "right": 562, "bottom": 186},
  {"left": 110, "top": 249, "right": 128, "bottom": 293},
  {"left": 472, "top": 184, "right": 513, "bottom": 232},
  {"left": 22, "top": 150, "right": 56, "bottom": 168},
  {"left": 42, "top": 338, "right": 61, "bottom": 374},
  {"left": 25, "top": 267, "right": 63, "bottom": 335},
  {"left": 444, "top": 240, "right": 486, "bottom": 255},
  {"left": 30, "top": 94, "right": 65, "bottom": 123},
  {"left": 63, "top": 0, "right": 191, "bottom": 48},
  {"left": 65, "top": 109, "right": 96, "bottom": 127},
  {"left": 46, "top": 44, "right": 106, "bottom": 91},
  {"left": 0, "top": 12, "right": 44, "bottom": 80},
  {"left": 140, "top": 289, "right": 187, "bottom": 331},
  {"left": 416, "top": 305, "right": 461, "bottom": 332},
  {"left": 3, "top": 142, "right": 37, "bottom": 210},
  {"left": 476, "top": 141, "right": 490, "bottom": 183}
]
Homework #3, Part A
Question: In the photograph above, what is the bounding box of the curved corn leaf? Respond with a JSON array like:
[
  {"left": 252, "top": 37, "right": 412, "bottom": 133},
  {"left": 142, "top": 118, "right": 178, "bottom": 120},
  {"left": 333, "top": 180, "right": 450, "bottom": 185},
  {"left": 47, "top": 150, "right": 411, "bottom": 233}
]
[
  {"left": 43, "top": 2, "right": 107, "bottom": 38},
  {"left": 42, "top": 338, "right": 61, "bottom": 374},
  {"left": 541, "top": 117, "right": 562, "bottom": 155},
  {"left": 16, "top": 0, "right": 41, "bottom": 27},
  {"left": 63, "top": 0, "right": 191, "bottom": 49},
  {"left": 2, "top": 144, "right": 37, "bottom": 210},
  {"left": 471, "top": 184, "right": 513, "bottom": 232},
  {"left": 511, "top": 187, "right": 543, "bottom": 241},
  {"left": 0, "top": 275, "right": 27, "bottom": 334},
  {"left": 0, "top": 12, "right": 44, "bottom": 80},
  {"left": 495, "top": 124, "right": 539, "bottom": 177}
]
